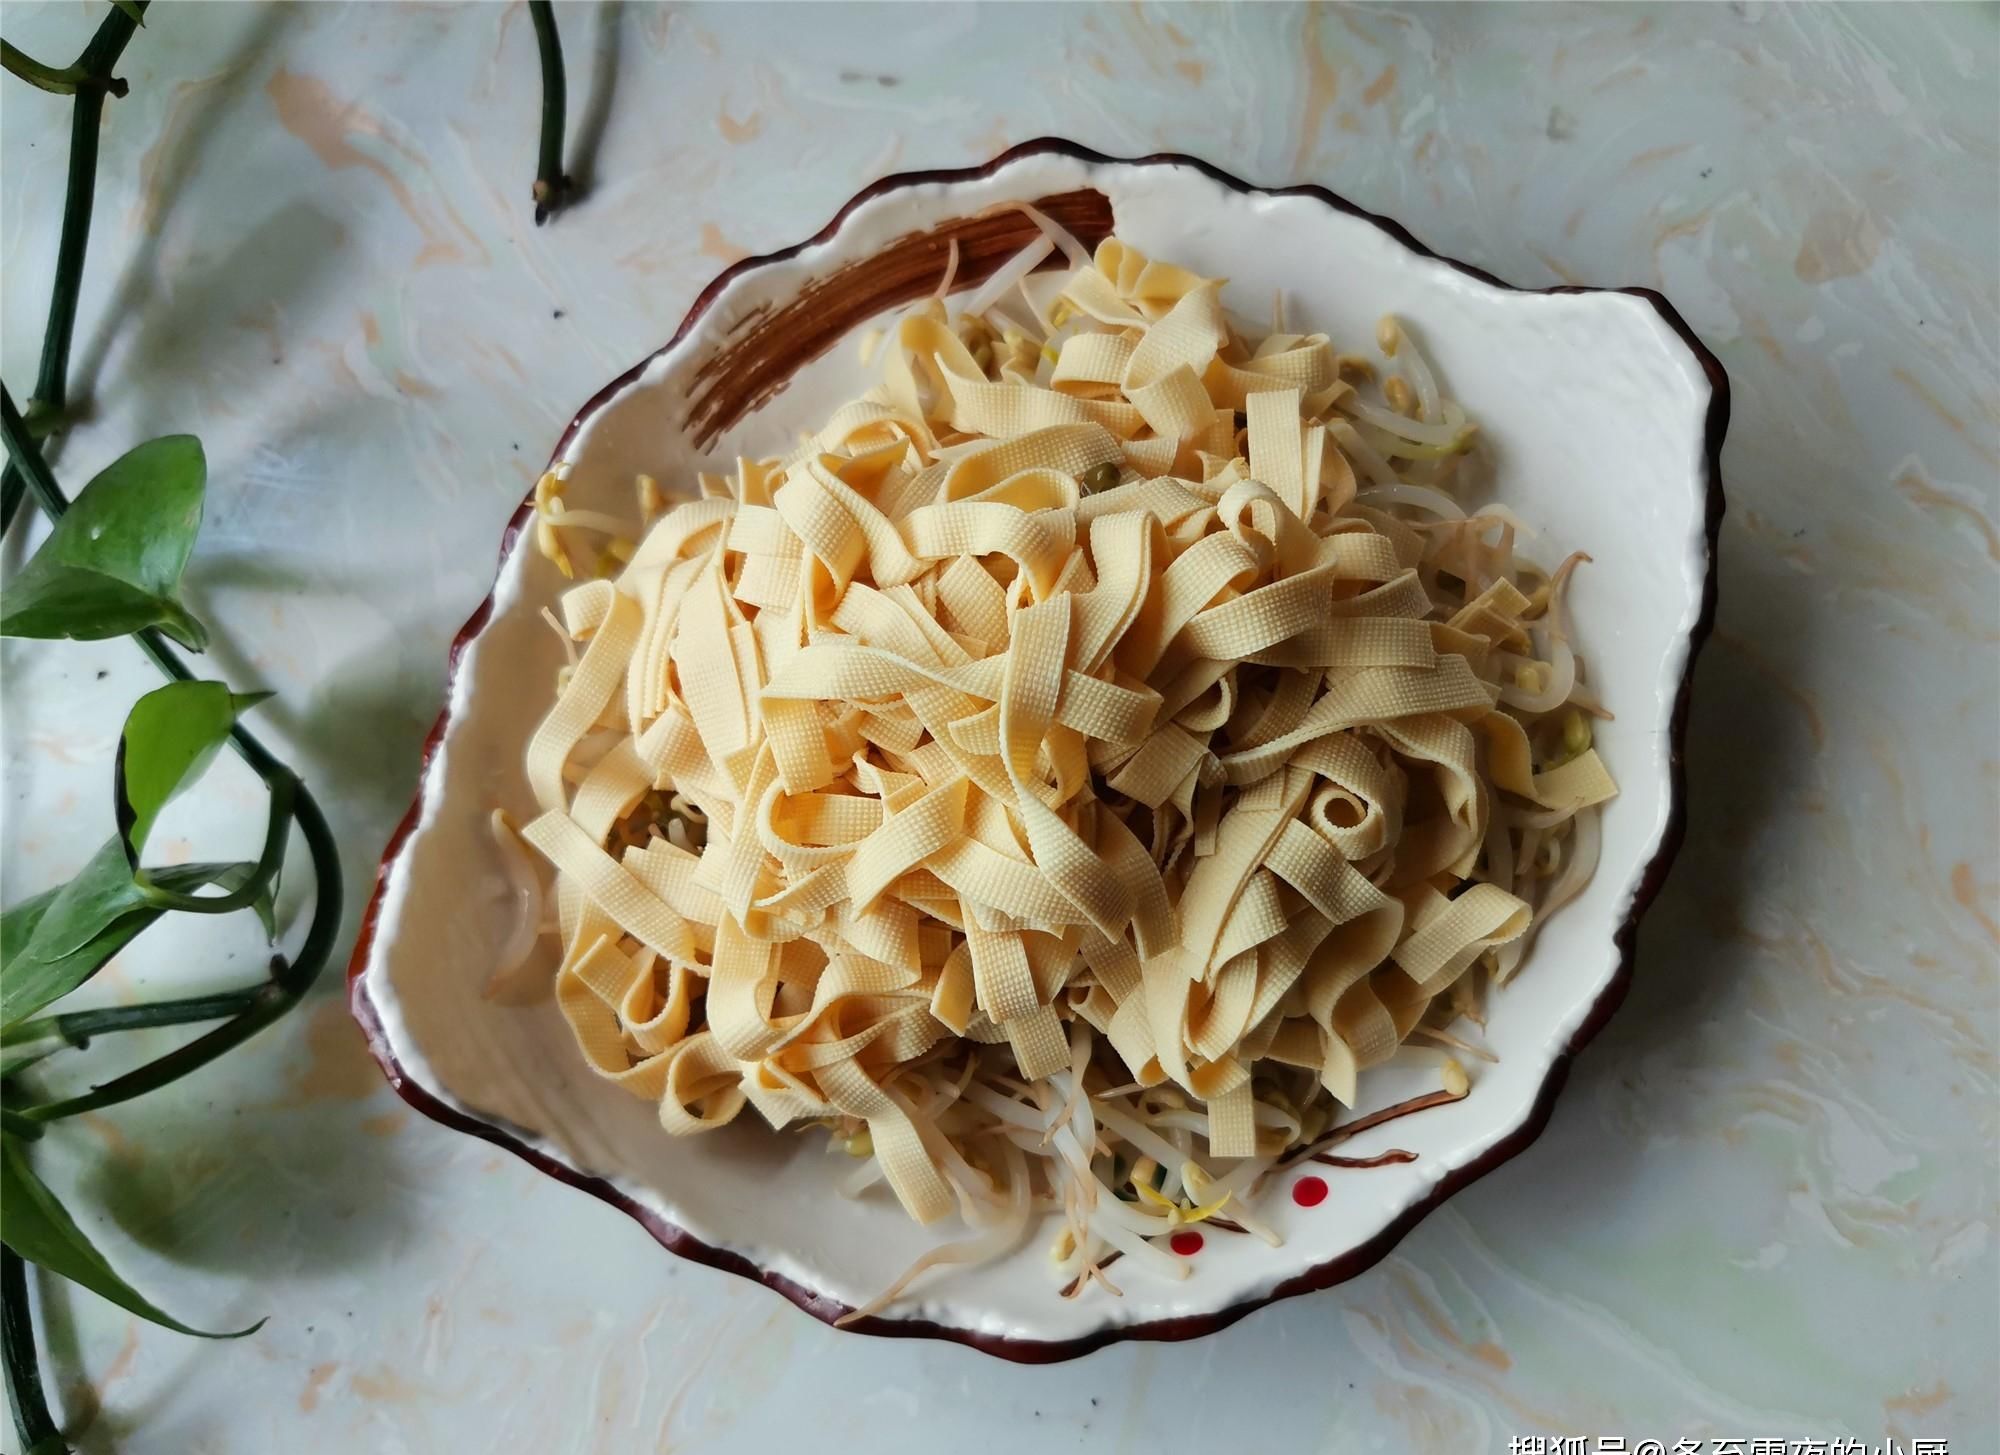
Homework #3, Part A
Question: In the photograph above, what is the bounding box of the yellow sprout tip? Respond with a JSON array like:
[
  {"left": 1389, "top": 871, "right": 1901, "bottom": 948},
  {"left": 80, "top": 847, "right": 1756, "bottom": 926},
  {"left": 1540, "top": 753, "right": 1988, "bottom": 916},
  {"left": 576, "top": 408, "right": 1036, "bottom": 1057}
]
[{"left": 1181, "top": 1191, "right": 1233, "bottom": 1225}]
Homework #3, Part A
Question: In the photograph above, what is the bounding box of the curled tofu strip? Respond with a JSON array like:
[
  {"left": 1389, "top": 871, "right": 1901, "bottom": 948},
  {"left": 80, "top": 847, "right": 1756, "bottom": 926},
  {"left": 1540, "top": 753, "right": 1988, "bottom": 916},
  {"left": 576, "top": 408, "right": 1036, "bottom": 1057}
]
[{"left": 515, "top": 234, "right": 1613, "bottom": 1270}]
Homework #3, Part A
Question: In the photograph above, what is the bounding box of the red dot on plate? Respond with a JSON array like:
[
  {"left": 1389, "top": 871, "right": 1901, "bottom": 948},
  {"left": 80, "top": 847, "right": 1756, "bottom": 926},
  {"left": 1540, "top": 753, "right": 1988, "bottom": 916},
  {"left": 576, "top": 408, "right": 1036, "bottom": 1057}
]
[
  {"left": 1292, "top": 1175, "right": 1329, "bottom": 1208},
  {"left": 1169, "top": 1230, "right": 1205, "bottom": 1256}
]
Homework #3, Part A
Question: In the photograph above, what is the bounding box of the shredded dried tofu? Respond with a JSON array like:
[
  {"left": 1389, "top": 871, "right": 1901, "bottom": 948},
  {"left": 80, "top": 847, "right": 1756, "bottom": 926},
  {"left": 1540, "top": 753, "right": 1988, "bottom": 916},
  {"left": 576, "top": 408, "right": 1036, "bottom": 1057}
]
[{"left": 515, "top": 232, "right": 1615, "bottom": 1311}]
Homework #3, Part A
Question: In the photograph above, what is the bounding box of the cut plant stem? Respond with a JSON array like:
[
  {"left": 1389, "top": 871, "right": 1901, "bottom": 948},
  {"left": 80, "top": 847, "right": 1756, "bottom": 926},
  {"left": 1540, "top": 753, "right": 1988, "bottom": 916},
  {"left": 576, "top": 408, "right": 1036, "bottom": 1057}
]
[{"left": 527, "top": 0, "right": 570, "bottom": 224}]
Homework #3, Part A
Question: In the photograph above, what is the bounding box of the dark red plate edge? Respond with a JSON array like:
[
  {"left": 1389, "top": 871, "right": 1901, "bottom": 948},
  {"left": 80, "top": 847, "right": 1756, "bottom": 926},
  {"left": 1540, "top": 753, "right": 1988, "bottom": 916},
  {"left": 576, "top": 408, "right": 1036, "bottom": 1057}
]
[{"left": 344, "top": 137, "right": 1729, "bottom": 1365}]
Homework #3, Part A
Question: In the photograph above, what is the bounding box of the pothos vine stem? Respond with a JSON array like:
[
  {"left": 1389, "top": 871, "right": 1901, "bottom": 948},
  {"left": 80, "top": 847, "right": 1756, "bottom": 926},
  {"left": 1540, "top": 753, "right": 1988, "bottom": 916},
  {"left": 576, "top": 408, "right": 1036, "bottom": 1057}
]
[
  {"left": 2, "top": 1249, "right": 65, "bottom": 1455},
  {"left": 0, "top": 1, "right": 147, "bottom": 537}
]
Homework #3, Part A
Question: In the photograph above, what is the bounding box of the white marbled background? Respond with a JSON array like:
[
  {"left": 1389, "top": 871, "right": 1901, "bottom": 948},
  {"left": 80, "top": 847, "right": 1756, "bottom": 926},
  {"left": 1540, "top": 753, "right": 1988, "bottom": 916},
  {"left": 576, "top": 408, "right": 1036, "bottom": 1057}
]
[{"left": 1, "top": 3, "right": 1995, "bottom": 1451}]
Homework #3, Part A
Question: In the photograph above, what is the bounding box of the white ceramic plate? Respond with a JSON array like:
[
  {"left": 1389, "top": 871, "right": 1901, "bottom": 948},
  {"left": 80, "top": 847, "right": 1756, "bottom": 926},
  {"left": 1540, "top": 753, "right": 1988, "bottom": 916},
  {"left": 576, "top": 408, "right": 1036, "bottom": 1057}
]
[{"left": 348, "top": 142, "right": 1726, "bottom": 1360}]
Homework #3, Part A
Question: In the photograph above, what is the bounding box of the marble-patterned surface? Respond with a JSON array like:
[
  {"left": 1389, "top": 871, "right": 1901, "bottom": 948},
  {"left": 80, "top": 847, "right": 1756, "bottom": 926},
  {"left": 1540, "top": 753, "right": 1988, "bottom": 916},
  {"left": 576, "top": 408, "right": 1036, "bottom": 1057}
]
[{"left": 1, "top": 4, "right": 1993, "bottom": 1451}]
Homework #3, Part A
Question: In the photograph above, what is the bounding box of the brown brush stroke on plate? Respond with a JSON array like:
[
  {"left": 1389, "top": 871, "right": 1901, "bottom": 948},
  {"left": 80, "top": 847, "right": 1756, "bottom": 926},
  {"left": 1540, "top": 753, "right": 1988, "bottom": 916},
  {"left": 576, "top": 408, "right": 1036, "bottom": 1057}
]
[
  {"left": 1313, "top": 1149, "right": 1420, "bottom": 1170},
  {"left": 1274, "top": 1086, "right": 1470, "bottom": 1171},
  {"left": 682, "top": 189, "right": 1114, "bottom": 448},
  {"left": 348, "top": 137, "right": 1729, "bottom": 1365}
]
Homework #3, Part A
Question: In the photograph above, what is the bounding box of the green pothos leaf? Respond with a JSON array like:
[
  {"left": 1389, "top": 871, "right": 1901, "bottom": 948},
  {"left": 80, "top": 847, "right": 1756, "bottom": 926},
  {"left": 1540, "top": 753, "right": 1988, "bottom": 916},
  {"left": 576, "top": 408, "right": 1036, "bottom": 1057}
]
[
  {"left": 6, "top": 839, "right": 151, "bottom": 984},
  {"left": 0, "top": 1134, "right": 260, "bottom": 1338},
  {"left": 0, "top": 434, "right": 208, "bottom": 649},
  {"left": 1, "top": 852, "right": 254, "bottom": 1027},
  {"left": 115, "top": 682, "right": 269, "bottom": 866}
]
